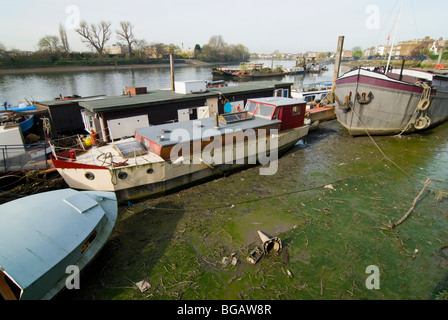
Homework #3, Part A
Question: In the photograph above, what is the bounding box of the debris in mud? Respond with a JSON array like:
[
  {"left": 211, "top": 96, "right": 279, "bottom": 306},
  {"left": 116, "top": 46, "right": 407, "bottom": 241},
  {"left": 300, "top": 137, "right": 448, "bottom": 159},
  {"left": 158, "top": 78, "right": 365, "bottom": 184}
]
[
  {"left": 246, "top": 230, "right": 283, "bottom": 265},
  {"left": 258, "top": 230, "right": 282, "bottom": 255},
  {"left": 246, "top": 246, "right": 263, "bottom": 264},
  {"left": 135, "top": 280, "right": 151, "bottom": 293}
]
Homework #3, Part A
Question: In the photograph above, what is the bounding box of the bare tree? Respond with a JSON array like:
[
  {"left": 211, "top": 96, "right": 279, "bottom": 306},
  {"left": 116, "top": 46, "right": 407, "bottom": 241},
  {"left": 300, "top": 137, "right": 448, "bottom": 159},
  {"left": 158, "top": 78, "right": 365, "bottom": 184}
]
[
  {"left": 116, "top": 21, "right": 136, "bottom": 58},
  {"left": 134, "top": 39, "right": 150, "bottom": 59},
  {"left": 76, "top": 21, "right": 112, "bottom": 57},
  {"left": 59, "top": 23, "right": 70, "bottom": 54},
  {"left": 37, "top": 35, "right": 61, "bottom": 54},
  {"left": 151, "top": 43, "right": 166, "bottom": 59}
]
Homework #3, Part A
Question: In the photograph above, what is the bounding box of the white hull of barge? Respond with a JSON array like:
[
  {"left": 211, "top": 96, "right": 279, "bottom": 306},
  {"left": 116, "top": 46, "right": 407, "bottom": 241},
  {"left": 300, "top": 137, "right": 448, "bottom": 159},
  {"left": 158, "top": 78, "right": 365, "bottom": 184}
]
[{"left": 54, "top": 125, "right": 309, "bottom": 201}]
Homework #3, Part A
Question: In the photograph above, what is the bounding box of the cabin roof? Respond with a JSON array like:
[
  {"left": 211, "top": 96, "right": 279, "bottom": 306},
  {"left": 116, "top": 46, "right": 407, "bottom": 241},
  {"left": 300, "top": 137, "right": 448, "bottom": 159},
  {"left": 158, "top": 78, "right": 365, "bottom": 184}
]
[
  {"left": 0, "top": 189, "right": 116, "bottom": 290},
  {"left": 38, "top": 81, "right": 292, "bottom": 113},
  {"left": 247, "top": 96, "right": 305, "bottom": 106},
  {"left": 136, "top": 114, "right": 281, "bottom": 147}
]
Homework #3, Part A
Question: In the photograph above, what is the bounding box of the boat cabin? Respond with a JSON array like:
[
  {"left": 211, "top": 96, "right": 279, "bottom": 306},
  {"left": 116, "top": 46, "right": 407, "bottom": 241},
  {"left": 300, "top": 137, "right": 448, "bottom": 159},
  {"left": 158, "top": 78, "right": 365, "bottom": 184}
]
[
  {"left": 134, "top": 97, "right": 306, "bottom": 160},
  {"left": 245, "top": 97, "right": 306, "bottom": 131}
]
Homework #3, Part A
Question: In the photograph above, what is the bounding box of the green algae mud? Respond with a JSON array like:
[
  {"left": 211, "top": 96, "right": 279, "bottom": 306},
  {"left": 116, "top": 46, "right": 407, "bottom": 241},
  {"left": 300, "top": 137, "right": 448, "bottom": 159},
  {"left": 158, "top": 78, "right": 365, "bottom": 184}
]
[{"left": 60, "top": 120, "right": 448, "bottom": 300}]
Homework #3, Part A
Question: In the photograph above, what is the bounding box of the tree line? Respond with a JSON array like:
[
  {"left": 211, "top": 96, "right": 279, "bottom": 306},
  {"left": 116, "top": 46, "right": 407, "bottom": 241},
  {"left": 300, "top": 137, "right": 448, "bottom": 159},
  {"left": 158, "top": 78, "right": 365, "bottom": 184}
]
[{"left": 0, "top": 20, "right": 250, "bottom": 68}]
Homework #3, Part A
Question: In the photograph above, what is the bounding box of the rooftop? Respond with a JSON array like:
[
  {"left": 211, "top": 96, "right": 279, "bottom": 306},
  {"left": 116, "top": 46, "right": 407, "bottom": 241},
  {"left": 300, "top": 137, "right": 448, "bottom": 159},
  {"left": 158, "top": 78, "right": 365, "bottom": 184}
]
[
  {"left": 36, "top": 81, "right": 292, "bottom": 113},
  {"left": 136, "top": 113, "right": 281, "bottom": 148}
]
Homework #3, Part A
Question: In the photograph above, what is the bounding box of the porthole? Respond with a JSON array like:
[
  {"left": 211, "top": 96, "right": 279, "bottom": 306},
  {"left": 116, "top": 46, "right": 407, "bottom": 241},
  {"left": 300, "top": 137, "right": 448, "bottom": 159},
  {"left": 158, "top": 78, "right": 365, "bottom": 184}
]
[
  {"left": 118, "top": 172, "right": 128, "bottom": 179},
  {"left": 85, "top": 172, "right": 95, "bottom": 180},
  {"left": 146, "top": 168, "right": 154, "bottom": 174}
]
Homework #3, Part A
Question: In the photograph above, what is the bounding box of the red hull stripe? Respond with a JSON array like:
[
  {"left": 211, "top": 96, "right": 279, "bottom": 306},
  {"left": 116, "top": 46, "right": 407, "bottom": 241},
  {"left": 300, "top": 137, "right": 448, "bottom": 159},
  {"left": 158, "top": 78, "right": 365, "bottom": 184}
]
[
  {"left": 52, "top": 158, "right": 109, "bottom": 170},
  {"left": 336, "top": 74, "right": 424, "bottom": 94}
]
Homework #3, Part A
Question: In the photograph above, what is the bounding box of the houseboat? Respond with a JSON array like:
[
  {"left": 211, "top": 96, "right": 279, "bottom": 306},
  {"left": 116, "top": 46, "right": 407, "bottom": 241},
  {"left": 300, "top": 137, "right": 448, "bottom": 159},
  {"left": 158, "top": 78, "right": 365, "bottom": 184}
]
[
  {"left": 334, "top": 67, "right": 448, "bottom": 136},
  {"left": 51, "top": 97, "right": 310, "bottom": 201},
  {"left": 213, "top": 63, "right": 287, "bottom": 80},
  {"left": 0, "top": 188, "right": 117, "bottom": 300}
]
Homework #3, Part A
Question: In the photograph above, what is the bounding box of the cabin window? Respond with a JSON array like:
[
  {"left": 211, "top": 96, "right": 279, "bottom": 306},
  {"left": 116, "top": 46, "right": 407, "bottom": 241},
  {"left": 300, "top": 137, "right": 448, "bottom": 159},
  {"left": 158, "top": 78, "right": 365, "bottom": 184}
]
[
  {"left": 305, "top": 95, "right": 315, "bottom": 102},
  {"left": 245, "top": 101, "right": 257, "bottom": 114},
  {"left": 255, "top": 104, "right": 275, "bottom": 118},
  {"left": 272, "top": 108, "right": 280, "bottom": 119},
  {"left": 292, "top": 106, "right": 301, "bottom": 116},
  {"left": 81, "top": 230, "right": 97, "bottom": 254}
]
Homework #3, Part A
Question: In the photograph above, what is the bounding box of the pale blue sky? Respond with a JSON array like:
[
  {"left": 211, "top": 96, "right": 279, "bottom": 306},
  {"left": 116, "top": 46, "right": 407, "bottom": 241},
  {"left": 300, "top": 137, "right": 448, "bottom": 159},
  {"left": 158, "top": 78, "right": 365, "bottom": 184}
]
[{"left": 1, "top": 0, "right": 446, "bottom": 54}]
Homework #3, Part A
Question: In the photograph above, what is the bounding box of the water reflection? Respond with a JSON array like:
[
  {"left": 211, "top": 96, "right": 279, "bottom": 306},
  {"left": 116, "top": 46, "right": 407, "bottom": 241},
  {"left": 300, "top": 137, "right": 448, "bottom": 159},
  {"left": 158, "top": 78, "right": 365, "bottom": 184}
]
[{"left": 0, "top": 60, "right": 336, "bottom": 104}]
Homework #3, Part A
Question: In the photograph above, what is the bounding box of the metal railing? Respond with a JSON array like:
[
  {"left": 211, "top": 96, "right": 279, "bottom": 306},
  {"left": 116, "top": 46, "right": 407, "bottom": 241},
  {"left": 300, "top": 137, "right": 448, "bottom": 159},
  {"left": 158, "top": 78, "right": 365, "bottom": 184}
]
[{"left": 0, "top": 142, "right": 51, "bottom": 172}]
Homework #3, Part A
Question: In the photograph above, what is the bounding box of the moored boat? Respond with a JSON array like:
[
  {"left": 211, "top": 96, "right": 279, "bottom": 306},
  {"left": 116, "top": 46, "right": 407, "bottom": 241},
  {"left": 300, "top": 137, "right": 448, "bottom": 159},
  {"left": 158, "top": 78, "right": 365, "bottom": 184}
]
[
  {"left": 334, "top": 67, "right": 448, "bottom": 136},
  {"left": 0, "top": 188, "right": 117, "bottom": 300},
  {"left": 51, "top": 97, "right": 310, "bottom": 201},
  {"left": 292, "top": 83, "right": 336, "bottom": 124},
  {"left": 212, "top": 63, "right": 287, "bottom": 80}
]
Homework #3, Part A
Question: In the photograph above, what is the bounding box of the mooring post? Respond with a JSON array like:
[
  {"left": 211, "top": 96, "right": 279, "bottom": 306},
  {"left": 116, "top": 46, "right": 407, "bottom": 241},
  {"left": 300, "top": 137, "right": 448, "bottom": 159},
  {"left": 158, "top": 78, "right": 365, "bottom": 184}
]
[
  {"left": 331, "top": 36, "right": 344, "bottom": 104},
  {"left": 170, "top": 54, "right": 175, "bottom": 92}
]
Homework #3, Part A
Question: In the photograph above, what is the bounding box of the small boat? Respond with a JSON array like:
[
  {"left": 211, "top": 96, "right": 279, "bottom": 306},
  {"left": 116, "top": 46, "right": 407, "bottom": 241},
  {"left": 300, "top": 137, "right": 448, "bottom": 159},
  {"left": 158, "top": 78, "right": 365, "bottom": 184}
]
[
  {"left": 0, "top": 189, "right": 117, "bottom": 300},
  {"left": 213, "top": 63, "right": 287, "bottom": 80},
  {"left": 235, "top": 63, "right": 287, "bottom": 79},
  {"left": 207, "top": 80, "right": 228, "bottom": 88},
  {"left": 18, "top": 114, "right": 34, "bottom": 132},
  {"left": 291, "top": 82, "right": 333, "bottom": 103},
  {"left": 334, "top": 67, "right": 448, "bottom": 136},
  {"left": 212, "top": 67, "right": 239, "bottom": 78},
  {"left": 55, "top": 94, "right": 82, "bottom": 101},
  {"left": 51, "top": 97, "right": 310, "bottom": 201},
  {"left": 307, "top": 64, "right": 324, "bottom": 73},
  {"left": 0, "top": 103, "right": 37, "bottom": 113},
  {"left": 0, "top": 113, "right": 34, "bottom": 133},
  {"left": 284, "top": 66, "right": 306, "bottom": 75},
  {"left": 292, "top": 83, "right": 335, "bottom": 125}
]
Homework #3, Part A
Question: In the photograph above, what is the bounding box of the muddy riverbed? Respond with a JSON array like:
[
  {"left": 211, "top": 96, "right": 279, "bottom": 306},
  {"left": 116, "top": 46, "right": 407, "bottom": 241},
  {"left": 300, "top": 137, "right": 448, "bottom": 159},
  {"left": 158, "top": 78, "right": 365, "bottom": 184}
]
[{"left": 44, "top": 119, "right": 448, "bottom": 299}]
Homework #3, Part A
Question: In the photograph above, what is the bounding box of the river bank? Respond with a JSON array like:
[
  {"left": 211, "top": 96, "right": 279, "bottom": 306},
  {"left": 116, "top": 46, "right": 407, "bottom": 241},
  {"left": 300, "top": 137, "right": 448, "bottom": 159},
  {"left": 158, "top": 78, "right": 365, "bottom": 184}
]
[{"left": 0, "top": 59, "right": 225, "bottom": 75}]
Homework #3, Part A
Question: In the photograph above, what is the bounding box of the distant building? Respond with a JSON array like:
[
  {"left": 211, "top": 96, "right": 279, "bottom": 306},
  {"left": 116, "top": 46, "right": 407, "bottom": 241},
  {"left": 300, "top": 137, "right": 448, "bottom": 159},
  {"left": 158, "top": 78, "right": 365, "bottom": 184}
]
[
  {"left": 105, "top": 44, "right": 123, "bottom": 55},
  {"left": 342, "top": 50, "right": 353, "bottom": 59}
]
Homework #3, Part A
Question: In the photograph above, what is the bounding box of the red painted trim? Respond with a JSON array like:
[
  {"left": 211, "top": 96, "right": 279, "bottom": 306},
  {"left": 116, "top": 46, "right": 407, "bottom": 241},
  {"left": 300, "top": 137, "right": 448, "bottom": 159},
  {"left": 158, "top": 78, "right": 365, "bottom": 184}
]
[
  {"left": 336, "top": 73, "right": 424, "bottom": 94},
  {"left": 52, "top": 158, "right": 110, "bottom": 170}
]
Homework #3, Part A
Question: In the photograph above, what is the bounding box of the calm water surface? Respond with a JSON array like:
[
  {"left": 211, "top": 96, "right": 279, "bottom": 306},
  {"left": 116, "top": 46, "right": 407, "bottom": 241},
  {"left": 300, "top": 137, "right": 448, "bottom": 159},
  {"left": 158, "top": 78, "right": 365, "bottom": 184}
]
[{"left": 0, "top": 60, "right": 336, "bottom": 104}]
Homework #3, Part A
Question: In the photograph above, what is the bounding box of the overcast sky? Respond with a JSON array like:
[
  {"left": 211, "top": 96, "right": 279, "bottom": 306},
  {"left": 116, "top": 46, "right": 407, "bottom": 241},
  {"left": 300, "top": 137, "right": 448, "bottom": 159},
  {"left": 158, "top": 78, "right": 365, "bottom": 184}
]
[{"left": 1, "top": 0, "right": 446, "bottom": 54}]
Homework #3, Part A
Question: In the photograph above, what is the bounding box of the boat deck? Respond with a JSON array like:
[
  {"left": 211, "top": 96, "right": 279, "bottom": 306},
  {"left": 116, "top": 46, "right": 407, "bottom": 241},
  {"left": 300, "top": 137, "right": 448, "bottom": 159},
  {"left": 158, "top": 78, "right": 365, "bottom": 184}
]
[{"left": 73, "top": 138, "right": 164, "bottom": 168}]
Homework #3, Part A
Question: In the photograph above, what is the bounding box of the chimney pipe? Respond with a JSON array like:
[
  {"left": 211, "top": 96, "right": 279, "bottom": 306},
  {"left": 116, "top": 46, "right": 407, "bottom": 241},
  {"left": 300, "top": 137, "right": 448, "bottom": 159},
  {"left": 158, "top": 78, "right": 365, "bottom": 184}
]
[
  {"left": 214, "top": 113, "right": 219, "bottom": 129},
  {"left": 170, "top": 54, "right": 175, "bottom": 91}
]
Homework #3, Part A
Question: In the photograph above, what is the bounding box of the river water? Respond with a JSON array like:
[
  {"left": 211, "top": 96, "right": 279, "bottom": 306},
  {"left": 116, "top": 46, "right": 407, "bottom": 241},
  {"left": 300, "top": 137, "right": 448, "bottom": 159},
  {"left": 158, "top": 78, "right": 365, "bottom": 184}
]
[{"left": 0, "top": 59, "right": 336, "bottom": 104}]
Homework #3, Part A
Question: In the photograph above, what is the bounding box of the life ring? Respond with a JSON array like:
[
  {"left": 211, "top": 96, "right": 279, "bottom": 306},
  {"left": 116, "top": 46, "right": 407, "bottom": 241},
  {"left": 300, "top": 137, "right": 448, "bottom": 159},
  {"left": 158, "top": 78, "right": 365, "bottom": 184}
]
[
  {"left": 414, "top": 116, "right": 431, "bottom": 130},
  {"left": 417, "top": 98, "right": 430, "bottom": 111}
]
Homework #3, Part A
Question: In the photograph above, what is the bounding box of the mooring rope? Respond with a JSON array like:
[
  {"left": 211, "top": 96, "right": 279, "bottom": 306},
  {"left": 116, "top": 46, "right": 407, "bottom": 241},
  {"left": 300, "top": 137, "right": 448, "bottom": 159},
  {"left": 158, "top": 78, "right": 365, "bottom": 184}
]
[
  {"left": 346, "top": 96, "right": 432, "bottom": 189},
  {"left": 122, "top": 156, "right": 387, "bottom": 212}
]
